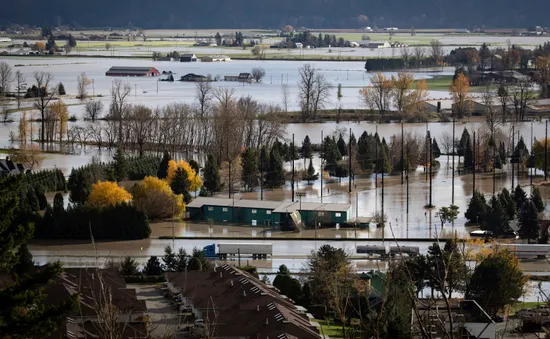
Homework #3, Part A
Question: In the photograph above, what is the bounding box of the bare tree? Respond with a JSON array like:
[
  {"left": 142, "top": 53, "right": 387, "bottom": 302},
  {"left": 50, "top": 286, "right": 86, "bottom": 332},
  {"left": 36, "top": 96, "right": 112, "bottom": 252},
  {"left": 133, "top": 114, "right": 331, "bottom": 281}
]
[
  {"left": 110, "top": 80, "right": 132, "bottom": 145},
  {"left": 10, "top": 144, "right": 43, "bottom": 170},
  {"left": 15, "top": 70, "right": 25, "bottom": 108},
  {"left": 497, "top": 83, "right": 510, "bottom": 123},
  {"left": 85, "top": 100, "right": 104, "bottom": 122},
  {"left": 76, "top": 72, "right": 92, "bottom": 99},
  {"left": 391, "top": 72, "right": 414, "bottom": 117},
  {"left": 413, "top": 46, "right": 426, "bottom": 67},
  {"left": 400, "top": 46, "right": 411, "bottom": 68},
  {"left": 0, "top": 62, "right": 13, "bottom": 99},
  {"left": 281, "top": 84, "right": 289, "bottom": 113},
  {"left": 429, "top": 39, "right": 444, "bottom": 66},
  {"left": 251, "top": 45, "right": 266, "bottom": 59},
  {"left": 481, "top": 85, "right": 501, "bottom": 135},
  {"left": 32, "top": 71, "right": 57, "bottom": 143},
  {"left": 298, "top": 64, "right": 330, "bottom": 122},
  {"left": 251, "top": 67, "right": 266, "bottom": 82},
  {"left": 127, "top": 105, "right": 155, "bottom": 157},
  {"left": 360, "top": 72, "right": 393, "bottom": 117},
  {"left": 511, "top": 80, "right": 534, "bottom": 121}
]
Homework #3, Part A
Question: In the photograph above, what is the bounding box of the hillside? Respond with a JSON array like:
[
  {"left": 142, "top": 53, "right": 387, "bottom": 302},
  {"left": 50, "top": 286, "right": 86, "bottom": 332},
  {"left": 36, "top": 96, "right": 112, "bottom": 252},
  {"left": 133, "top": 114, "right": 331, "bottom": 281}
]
[{"left": 1, "top": 0, "right": 548, "bottom": 29}]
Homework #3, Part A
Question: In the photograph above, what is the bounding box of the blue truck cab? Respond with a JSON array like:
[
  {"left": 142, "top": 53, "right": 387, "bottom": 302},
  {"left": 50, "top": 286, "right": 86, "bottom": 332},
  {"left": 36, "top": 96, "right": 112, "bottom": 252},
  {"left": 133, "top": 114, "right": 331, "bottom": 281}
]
[{"left": 203, "top": 244, "right": 217, "bottom": 258}]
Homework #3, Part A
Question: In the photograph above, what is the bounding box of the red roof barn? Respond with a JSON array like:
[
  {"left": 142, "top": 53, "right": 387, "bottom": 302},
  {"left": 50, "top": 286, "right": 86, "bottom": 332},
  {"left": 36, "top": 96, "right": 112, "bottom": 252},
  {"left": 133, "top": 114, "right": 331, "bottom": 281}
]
[{"left": 105, "top": 66, "right": 160, "bottom": 77}]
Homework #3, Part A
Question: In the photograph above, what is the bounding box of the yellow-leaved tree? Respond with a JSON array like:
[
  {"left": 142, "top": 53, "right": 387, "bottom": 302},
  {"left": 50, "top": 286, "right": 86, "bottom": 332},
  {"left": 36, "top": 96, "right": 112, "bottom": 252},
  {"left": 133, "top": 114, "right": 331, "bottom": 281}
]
[
  {"left": 449, "top": 72, "right": 472, "bottom": 118},
  {"left": 87, "top": 181, "right": 132, "bottom": 208},
  {"left": 167, "top": 159, "right": 203, "bottom": 191},
  {"left": 133, "top": 176, "right": 185, "bottom": 219}
]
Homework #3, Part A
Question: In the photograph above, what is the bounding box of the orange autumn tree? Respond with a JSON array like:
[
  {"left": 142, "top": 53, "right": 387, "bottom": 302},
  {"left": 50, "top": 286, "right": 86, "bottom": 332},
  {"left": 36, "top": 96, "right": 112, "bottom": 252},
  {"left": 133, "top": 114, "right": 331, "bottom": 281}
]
[
  {"left": 132, "top": 176, "right": 185, "bottom": 219},
  {"left": 166, "top": 159, "right": 203, "bottom": 191},
  {"left": 449, "top": 72, "right": 472, "bottom": 118},
  {"left": 87, "top": 181, "right": 132, "bottom": 208}
]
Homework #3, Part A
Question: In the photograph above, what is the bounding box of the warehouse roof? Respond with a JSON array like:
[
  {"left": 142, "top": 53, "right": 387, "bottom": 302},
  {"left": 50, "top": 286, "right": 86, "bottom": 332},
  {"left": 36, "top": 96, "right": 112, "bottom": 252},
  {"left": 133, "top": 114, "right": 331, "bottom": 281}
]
[
  {"left": 105, "top": 66, "right": 158, "bottom": 75},
  {"left": 187, "top": 197, "right": 351, "bottom": 213}
]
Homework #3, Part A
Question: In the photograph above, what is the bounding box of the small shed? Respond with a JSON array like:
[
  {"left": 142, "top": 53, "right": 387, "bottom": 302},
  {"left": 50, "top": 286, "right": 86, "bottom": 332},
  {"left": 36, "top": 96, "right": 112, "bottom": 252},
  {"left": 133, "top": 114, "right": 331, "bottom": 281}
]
[
  {"left": 179, "top": 73, "right": 207, "bottom": 82},
  {"left": 180, "top": 54, "right": 197, "bottom": 62},
  {"left": 105, "top": 66, "right": 160, "bottom": 77}
]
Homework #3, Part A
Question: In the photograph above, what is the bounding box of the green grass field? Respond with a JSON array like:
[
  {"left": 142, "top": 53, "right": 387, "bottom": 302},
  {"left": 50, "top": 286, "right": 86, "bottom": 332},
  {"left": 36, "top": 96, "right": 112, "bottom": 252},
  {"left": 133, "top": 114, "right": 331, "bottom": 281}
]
[
  {"left": 425, "top": 75, "right": 453, "bottom": 91},
  {"left": 315, "top": 319, "right": 345, "bottom": 338}
]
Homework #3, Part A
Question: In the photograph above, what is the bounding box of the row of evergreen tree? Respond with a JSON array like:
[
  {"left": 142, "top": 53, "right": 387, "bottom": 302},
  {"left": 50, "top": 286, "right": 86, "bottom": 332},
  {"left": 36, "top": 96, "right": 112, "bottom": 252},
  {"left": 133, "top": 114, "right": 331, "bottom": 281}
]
[{"left": 465, "top": 185, "right": 544, "bottom": 242}]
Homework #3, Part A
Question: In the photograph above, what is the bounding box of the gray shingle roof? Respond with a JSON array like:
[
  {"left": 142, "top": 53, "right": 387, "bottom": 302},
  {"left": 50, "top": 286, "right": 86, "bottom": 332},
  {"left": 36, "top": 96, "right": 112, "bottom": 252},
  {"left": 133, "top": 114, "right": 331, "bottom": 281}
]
[
  {"left": 187, "top": 197, "right": 351, "bottom": 213},
  {"left": 105, "top": 66, "right": 156, "bottom": 75}
]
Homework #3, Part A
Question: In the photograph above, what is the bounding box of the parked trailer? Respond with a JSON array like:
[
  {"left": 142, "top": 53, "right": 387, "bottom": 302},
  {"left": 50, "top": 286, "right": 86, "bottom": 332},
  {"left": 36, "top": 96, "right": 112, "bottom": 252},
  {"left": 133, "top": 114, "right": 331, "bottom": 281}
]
[
  {"left": 498, "top": 244, "right": 550, "bottom": 259},
  {"left": 357, "top": 245, "right": 419, "bottom": 258},
  {"left": 203, "top": 243, "right": 273, "bottom": 259}
]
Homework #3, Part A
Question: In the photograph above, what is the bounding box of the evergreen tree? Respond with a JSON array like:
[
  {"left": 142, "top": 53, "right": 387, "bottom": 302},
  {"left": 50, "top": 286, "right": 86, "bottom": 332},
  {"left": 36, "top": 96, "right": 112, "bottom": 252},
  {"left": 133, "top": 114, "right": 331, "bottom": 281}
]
[
  {"left": 241, "top": 148, "right": 259, "bottom": 191},
  {"left": 512, "top": 136, "right": 529, "bottom": 166},
  {"left": 375, "top": 145, "right": 392, "bottom": 173},
  {"left": 0, "top": 176, "right": 78, "bottom": 338},
  {"left": 188, "top": 257, "right": 203, "bottom": 271},
  {"left": 175, "top": 248, "right": 188, "bottom": 271},
  {"left": 68, "top": 34, "right": 77, "bottom": 47},
  {"left": 518, "top": 200, "right": 540, "bottom": 243},
  {"left": 513, "top": 185, "right": 528, "bottom": 211},
  {"left": 57, "top": 82, "right": 66, "bottom": 95},
  {"left": 465, "top": 190, "right": 487, "bottom": 224},
  {"left": 162, "top": 245, "right": 177, "bottom": 272},
  {"left": 53, "top": 192, "right": 64, "bottom": 216},
  {"left": 157, "top": 150, "right": 171, "bottom": 179},
  {"left": 265, "top": 146, "right": 285, "bottom": 188},
  {"left": 26, "top": 188, "right": 39, "bottom": 212},
  {"left": 215, "top": 32, "right": 222, "bottom": 46},
  {"left": 67, "top": 168, "right": 94, "bottom": 204},
  {"left": 189, "top": 159, "right": 200, "bottom": 174},
  {"left": 483, "top": 196, "right": 509, "bottom": 236},
  {"left": 144, "top": 256, "right": 163, "bottom": 276},
  {"left": 357, "top": 132, "right": 372, "bottom": 171},
  {"left": 531, "top": 186, "right": 545, "bottom": 213},
  {"left": 171, "top": 168, "right": 191, "bottom": 203},
  {"left": 46, "top": 34, "right": 57, "bottom": 51},
  {"left": 120, "top": 256, "right": 139, "bottom": 275},
  {"left": 112, "top": 148, "right": 128, "bottom": 182},
  {"left": 301, "top": 135, "right": 313, "bottom": 163},
  {"left": 337, "top": 134, "right": 347, "bottom": 157},
  {"left": 499, "top": 141, "right": 507, "bottom": 165},
  {"left": 35, "top": 185, "right": 48, "bottom": 210},
  {"left": 322, "top": 136, "right": 342, "bottom": 173},
  {"left": 303, "top": 158, "right": 319, "bottom": 184},
  {"left": 14, "top": 243, "right": 34, "bottom": 276},
  {"left": 203, "top": 154, "right": 222, "bottom": 196},
  {"left": 432, "top": 138, "right": 441, "bottom": 158},
  {"left": 463, "top": 136, "right": 474, "bottom": 171},
  {"left": 457, "top": 128, "right": 470, "bottom": 158},
  {"left": 498, "top": 187, "right": 516, "bottom": 220}
]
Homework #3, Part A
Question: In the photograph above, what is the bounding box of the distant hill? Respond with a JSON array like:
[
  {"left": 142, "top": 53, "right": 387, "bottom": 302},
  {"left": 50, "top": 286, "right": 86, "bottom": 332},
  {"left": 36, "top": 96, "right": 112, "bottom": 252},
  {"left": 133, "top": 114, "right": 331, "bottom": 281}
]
[{"left": 1, "top": 0, "right": 548, "bottom": 29}]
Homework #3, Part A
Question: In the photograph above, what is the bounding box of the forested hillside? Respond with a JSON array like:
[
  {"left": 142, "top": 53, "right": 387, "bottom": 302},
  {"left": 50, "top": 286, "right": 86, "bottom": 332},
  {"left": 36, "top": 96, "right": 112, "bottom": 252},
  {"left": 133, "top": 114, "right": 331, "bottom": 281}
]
[{"left": 1, "top": 0, "right": 548, "bottom": 29}]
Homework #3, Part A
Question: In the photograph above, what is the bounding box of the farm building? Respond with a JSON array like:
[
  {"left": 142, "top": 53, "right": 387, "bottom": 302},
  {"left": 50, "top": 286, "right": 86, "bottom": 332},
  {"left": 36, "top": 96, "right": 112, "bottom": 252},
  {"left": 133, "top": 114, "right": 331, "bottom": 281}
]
[
  {"left": 180, "top": 54, "right": 197, "bottom": 62},
  {"left": 105, "top": 66, "right": 160, "bottom": 77},
  {"left": 224, "top": 72, "right": 253, "bottom": 82},
  {"left": 200, "top": 55, "right": 231, "bottom": 62},
  {"left": 179, "top": 73, "right": 207, "bottom": 82},
  {"left": 186, "top": 197, "right": 351, "bottom": 228}
]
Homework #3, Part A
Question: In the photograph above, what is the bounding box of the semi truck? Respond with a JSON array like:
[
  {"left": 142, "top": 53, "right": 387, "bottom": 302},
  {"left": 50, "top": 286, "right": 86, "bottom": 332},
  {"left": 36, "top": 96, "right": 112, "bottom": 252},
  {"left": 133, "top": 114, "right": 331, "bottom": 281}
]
[
  {"left": 357, "top": 245, "right": 419, "bottom": 258},
  {"left": 498, "top": 244, "right": 550, "bottom": 259},
  {"left": 203, "top": 243, "right": 273, "bottom": 259}
]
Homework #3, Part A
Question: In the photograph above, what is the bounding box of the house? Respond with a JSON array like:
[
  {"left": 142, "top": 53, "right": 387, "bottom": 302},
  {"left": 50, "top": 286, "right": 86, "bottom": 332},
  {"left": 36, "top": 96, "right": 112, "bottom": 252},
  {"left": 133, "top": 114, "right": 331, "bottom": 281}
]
[
  {"left": 0, "top": 37, "right": 12, "bottom": 42},
  {"left": 180, "top": 53, "right": 197, "bottom": 62},
  {"left": 349, "top": 41, "right": 360, "bottom": 47},
  {"left": 166, "top": 264, "right": 322, "bottom": 338},
  {"left": 200, "top": 55, "right": 230, "bottom": 62},
  {"left": 224, "top": 72, "right": 253, "bottom": 82},
  {"left": 186, "top": 197, "right": 351, "bottom": 228},
  {"left": 105, "top": 66, "right": 160, "bottom": 77},
  {"left": 365, "top": 41, "right": 391, "bottom": 49},
  {"left": 527, "top": 98, "right": 550, "bottom": 114},
  {"left": 179, "top": 73, "right": 207, "bottom": 82},
  {"left": 295, "top": 42, "right": 304, "bottom": 48},
  {"left": 43, "top": 267, "right": 148, "bottom": 339},
  {"left": 0, "top": 156, "right": 28, "bottom": 176}
]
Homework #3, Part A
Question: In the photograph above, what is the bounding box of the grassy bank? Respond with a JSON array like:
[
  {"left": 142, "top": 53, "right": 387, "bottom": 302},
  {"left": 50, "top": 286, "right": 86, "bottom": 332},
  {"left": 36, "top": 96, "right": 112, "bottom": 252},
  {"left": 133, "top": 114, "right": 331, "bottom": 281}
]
[{"left": 266, "top": 108, "right": 442, "bottom": 123}]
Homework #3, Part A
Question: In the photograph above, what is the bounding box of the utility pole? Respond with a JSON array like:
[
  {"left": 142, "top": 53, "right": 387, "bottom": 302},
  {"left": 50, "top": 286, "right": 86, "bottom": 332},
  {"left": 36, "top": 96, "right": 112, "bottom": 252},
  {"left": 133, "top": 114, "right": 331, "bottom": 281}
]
[
  {"left": 452, "top": 118, "right": 455, "bottom": 205},
  {"left": 512, "top": 125, "right": 515, "bottom": 190},
  {"left": 349, "top": 128, "right": 352, "bottom": 193},
  {"left": 473, "top": 131, "right": 476, "bottom": 192},
  {"left": 531, "top": 122, "right": 534, "bottom": 186},
  {"left": 228, "top": 142, "right": 231, "bottom": 199},
  {"left": 425, "top": 123, "right": 428, "bottom": 181},
  {"left": 321, "top": 130, "right": 323, "bottom": 202},
  {"left": 291, "top": 134, "right": 295, "bottom": 202},
  {"left": 546, "top": 120, "right": 548, "bottom": 182},
  {"left": 401, "top": 123, "right": 405, "bottom": 185},
  {"left": 406, "top": 146, "right": 409, "bottom": 214},
  {"left": 375, "top": 125, "right": 378, "bottom": 189},
  {"left": 260, "top": 146, "right": 264, "bottom": 201},
  {"left": 429, "top": 136, "right": 433, "bottom": 207}
]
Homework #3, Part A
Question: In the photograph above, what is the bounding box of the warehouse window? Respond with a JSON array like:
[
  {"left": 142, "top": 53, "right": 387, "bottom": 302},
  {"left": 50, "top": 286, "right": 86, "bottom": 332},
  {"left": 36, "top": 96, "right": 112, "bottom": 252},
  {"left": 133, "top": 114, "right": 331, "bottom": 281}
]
[
  {"left": 318, "top": 212, "right": 325, "bottom": 216},
  {"left": 266, "top": 210, "right": 272, "bottom": 215},
  {"left": 207, "top": 207, "right": 213, "bottom": 211},
  {"left": 222, "top": 207, "right": 228, "bottom": 212},
  {"left": 335, "top": 213, "right": 342, "bottom": 217},
  {"left": 252, "top": 209, "right": 257, "bottom": 214}
]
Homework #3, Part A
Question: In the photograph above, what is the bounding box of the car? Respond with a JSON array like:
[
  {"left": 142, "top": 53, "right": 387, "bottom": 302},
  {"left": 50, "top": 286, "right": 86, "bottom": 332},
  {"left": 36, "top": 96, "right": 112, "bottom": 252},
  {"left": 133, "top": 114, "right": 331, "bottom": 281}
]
[
  {"left": 469, "top": 230, "right": 493, "bottom": 237},
  {"left": 492, "top": 315, "right": 504, "bottom": 323}
]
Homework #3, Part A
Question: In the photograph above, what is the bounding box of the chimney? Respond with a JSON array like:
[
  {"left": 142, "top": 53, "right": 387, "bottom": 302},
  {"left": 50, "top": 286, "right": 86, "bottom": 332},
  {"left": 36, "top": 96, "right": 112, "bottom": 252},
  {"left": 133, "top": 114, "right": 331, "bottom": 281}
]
[
  {"left": 243, "top": 290, "right": 247, "bottom": 297},
  {"left": 230, "top": 280, "right": 234, "bottom": 287},
  {"left": 220, "top": 271, "right": 223, "bottom": 278},
  {"left": 437, "top": 101, "right": 441, "bottom": 113},
  {"left": 265, "top": 317, "right": 269, "bottom": 325},
  {"left": 257, "top": 305, "right": 260, "bottom": 312}
]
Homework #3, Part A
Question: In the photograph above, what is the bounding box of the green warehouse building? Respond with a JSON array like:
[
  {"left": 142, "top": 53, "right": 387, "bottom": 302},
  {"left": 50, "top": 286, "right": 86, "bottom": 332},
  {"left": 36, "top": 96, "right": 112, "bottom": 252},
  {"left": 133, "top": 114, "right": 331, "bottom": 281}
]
[{"left": 186, "top": 197, "right": 351, "bottom": 229}]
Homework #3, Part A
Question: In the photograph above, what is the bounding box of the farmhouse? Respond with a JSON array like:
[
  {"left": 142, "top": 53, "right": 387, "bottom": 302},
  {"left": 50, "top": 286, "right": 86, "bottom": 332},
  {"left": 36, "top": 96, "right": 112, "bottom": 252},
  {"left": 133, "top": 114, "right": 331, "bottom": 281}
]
[
  {"left": 180, "top": 53, "right": 197, "bottom": 62},
  {"left": 0, "top": 157, "right": 28, "bottom": 177},
  {"left": 105, "top": 66, "right": 160, "bottom": 77},
  {"left": 224, "top": 72, "right": 253, "bottom": 82},
  {"left": 166, "top": 265, "right": 322, "bottom": 338},
  {"left": 179, "top": 73, "right": 207, "bottom": 82},
  {"left": 186, "top": 197, "right": 351, "bottom": 228}
]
